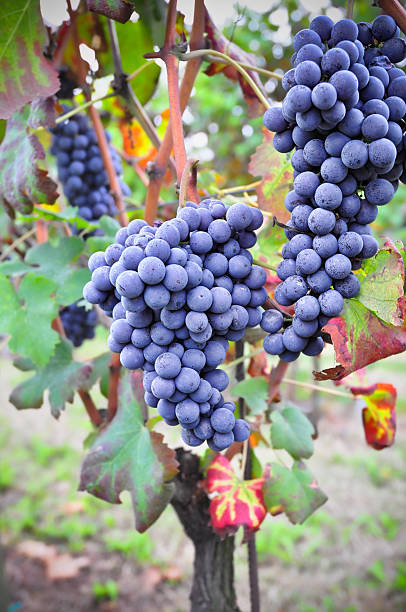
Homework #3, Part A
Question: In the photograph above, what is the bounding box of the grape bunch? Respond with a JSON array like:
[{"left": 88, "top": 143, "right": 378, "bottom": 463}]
[
  {"left": 51, "top": 112, "right": 130, "bottom": 228},
  {"left": 60, "top": 302, "right": 97, "bottom": 347},
  {"left": 262, "top": 14, "right": 406, "bottom": 362},
  {"left": 83, "top": 200, "right": 266, "bottom": 450}
]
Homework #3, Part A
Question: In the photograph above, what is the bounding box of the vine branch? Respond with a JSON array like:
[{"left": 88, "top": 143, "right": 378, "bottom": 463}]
[
  {"left": 88, "top": 105, "right": 128, "bottom": 227},
  {"left": 143, "top": 0, "right": 206, "bottom": 222},
  {"left": 106, "top": 18, "right": 177, "bottom": 179},
  {"left": 235, "top": 341, "right": 260, "bottom": 612},
  {"left": 376, "top": 0, "right": 406, "bottom": 34},
  {"left": 179, "top": 159, "right": 199, "bottom": 207}
]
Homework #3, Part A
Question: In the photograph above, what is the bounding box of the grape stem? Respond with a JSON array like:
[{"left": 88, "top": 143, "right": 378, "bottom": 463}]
[
  {"left": 282, "top": 377, "right": 355, "bottom": 399},
  {"left": 143, "top": 0, "right": 205, "bottom": 223},
  {"left": 106, "top": 19, "right": 176, "bottom": 177},
  {"left": 376, "top": 0, "right": 406, "bottom": 35},
  {"left": 216, "top": 179, "right": 262, "bottom": 196},
  {"left": 178, "top": 159, "right": 199, "bottom": 208},
  {"left": 161, "top": 0, "right": 188, "bottom": 185},
  {"left": 107, "top": 353, "right": 121, "bottom": 422},
  {"left": 173, "top": 49, "right": 272, "bottom": 109},
  {"left": 252, "top": 258, "right": 277, "bottom": 272},
  {"left": 33, "top": 93, "right": 117, "bottom": 134},
  {"left": 177, "top": 49, "right": 283, "bottom": 82},
  {"left": 346, "top": 0, "right": 354, "bottom": 19},
  {"left": 223, "top": 347, "right": 264, "bottom": 370},
  {"left": 268, "top": 359, "right": 290, "bottom": 405},
  {"left": 0, "top": 227, "right": 36, "bottom": 263},
  {"left": 88, "top": 105, "right": 128, "bottom": 227}
]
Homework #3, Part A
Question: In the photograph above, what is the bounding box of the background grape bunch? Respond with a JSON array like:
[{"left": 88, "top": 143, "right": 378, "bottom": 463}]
[
  {"left": 60, "top": 302, "right": 97, "bottom": 347},
  {"left": 83, "top": 200, "right": 265, "bottom": 450},
  {"left": 262, "top": 14, "right": 406, "bottom": 362},
  {"left": 51, "top": 112, "right": 130, "bottom": 229}
]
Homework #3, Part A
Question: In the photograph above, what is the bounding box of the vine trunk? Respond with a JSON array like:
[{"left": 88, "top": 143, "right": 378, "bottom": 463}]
[{"left": 170, "top": 449, "right": 241, "bottom": 612}]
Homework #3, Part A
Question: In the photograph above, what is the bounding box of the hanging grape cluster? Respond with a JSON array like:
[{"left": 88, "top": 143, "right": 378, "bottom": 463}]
[
  {"left": 51, "top": 112, "right": 130, "bottom": 229},
  {"left": 83, "top": 200, "right": 266, "bottom": 450},
  {"left": 262, "top": 14, "right": 406, "bottom": 362},
  {"left": 60, "top": 302, "right": 97, "bottom": 347}
]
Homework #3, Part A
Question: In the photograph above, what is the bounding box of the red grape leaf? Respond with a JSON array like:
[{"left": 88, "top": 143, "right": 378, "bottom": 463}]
[
  {"left": 87, "top": 0, "right": 133, "bottom": 23},
  {"left": 0, "top": 105, "right": 58, "bottom": 217},
  {"left": 248, "top": 129, "right": 293, "bottom": 223},
  {"left": 361, "top": 383, "right": 396, "bottom": 450},
  {"left": 206, "top": 455, "right": 266, "bottom": 541},
  {"left": 79, "top": 371, "right": 178, "bottom": 532},
  {"left": 0, "top": 0, "right": 60, "bottom": 119},
  {"left": 204, "top": 9, "right": 268, "bottom": 117},
  {"left": 263, "top": 461, "right": 327, "bottom": 524},
  {"left": 314, "top": 243, "right": 406, "bottom": 381},
  {"left": 315, "top": 302, "right": 406, "bottom": 381}
]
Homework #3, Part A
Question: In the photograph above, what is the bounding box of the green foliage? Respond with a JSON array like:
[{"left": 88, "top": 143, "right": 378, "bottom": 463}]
[
  {"left": 367, "top": 559, "right": 386, "bottom": 584},
  {"left": 92, "top": 579, "right": 119, "bottom": 602},
  {"left": 79, "top": 372, "right": 178, "bottom": 532},
  {"left": 231, "top": 375, "right": 269, "bottom": 414},
  {"left": 0, "top": 273, "right": 59, "bottom": 366},
  {"left": 0, "top": 0, "right": 59, "bottom": 119},
  {"left": 392, "top": 561, "right": 406, "bottom": 592},
  {"left": 104, "top": 531, "right": 154, "bottom": 562},
  {"left": 9, "top": 339, "right": 93, "bottom": 417},
  {"left": 0, "top": 105, "right": 58, "bottom": 216},
  {"left": 263, "top": 461, "right": 327, "bottom": 524},
  {"left": 270, "top": 405, "right": 314, "bottom": 460}
]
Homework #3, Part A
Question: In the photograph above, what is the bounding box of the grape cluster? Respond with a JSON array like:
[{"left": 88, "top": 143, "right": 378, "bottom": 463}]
[
  {"left": 60, "top": 302, "right": 97, "bottom": 347},
  {"left": 83, "top": 200, "right": 265, "bottom": 450},
  {"left": 51, "top": 112, "right": 130, "bottom": 227},
  {"left": 262, "top": 14, "right": 406, "bottom": 362}
]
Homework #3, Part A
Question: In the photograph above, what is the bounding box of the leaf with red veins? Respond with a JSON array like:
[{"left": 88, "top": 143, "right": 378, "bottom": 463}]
[
  {"left": 249, "top": 129, "right": 293, "bottom": 222},
  {"left": 0, "top": 105, "right": 58, "bottom": 217},
  {"left": 0, "top": 0, "right": 60, "bottom": 119},
  {"left": 263, "top": 461, "right": 327, "bottom": 524},
  {"left": 79, "top": 371, "right": 178, "bottom": 532},
  {"left": 360, "top": 383, "right": 397, "bottom": 450},
  {"left": 315, "top": 242, "right": 406, "bottom": 381},
  {"left": 315, "top": 301, "right": 406, "bottom": 381},
  {"left": 87, "top": 0, "right": 133, "bottom": 23},
  {"left": 204, "top": 9, "right": 268, "bottom": 117},
  {"left": 356, "top": 239, "right": 405, "bottom": 326},
  {"left": 206, "top": 455, "right": 266, "bottom": 540}
]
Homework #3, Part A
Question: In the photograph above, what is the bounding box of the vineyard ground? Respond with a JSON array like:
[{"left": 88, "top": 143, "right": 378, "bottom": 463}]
[{"left": 1, "top": 335, "right": 406, "bottom": 612}]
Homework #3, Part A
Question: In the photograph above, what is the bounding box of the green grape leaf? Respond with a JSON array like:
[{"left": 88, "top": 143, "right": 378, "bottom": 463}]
[
  {"left": 263, "top": 461, "right": 327, "bottom": 524},
  {"left": 0, "top": 258, "right": 32, "bottom": 277},
  {"left": 25, "top": 236, "right": 87, "bottom": 306},
  {"left": 9, "top": 339, "right": 93, "bottom": 418},
  {"left": 231, "top": 376, "right": 269, "bottom": 415},
  {"left": 0, "top": 106, "right": 58, "bottom": 216},
  {"left": 56, "top": 268, "right": 91, "bottom": 305},
  {"left": 0, "top": 0, "right": 60, "bottom": 119},
  {"left": 270, "top": 404, "right": 314, "bottom": 460},
  {"left": 79, "top": 371, "right": 178, "bottom": 532},
  {"left": 82, "top": 352, "right": 111, "bottom": 391},
  {"left": 356, "top": 240, "right": 405, "bottom": 326},
  {"left": 0, "top": 273, "right": 59, "bottom": 366}
]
